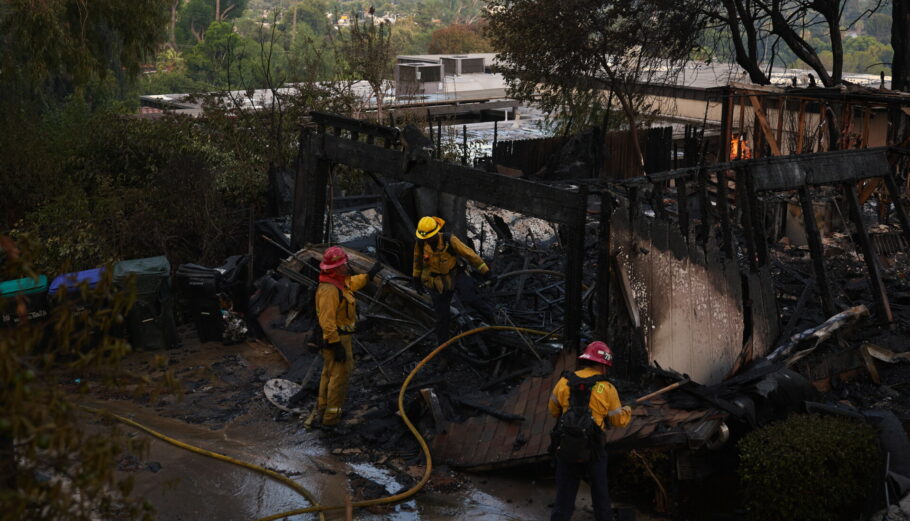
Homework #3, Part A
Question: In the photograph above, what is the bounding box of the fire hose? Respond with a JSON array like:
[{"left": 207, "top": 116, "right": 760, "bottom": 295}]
[{"left": 83, "top": 325, "right": 552, "bottom": 521}]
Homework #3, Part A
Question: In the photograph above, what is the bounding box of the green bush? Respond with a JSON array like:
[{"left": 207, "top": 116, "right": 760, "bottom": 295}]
[{"left": 738, "top": 413, "right": 879, "bottom": 521}]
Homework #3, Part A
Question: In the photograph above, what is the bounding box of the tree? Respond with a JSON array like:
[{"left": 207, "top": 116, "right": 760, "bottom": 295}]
[
  {"left": 485, "top": 0, "right": 708, "bottom": 170},
  {"left": 427, "top": 23, "right": 492, "bottom": 54},
  {"left": 0, "top": 0, "right": 170, "bottom": 107},
  {"left": 704, "top": 0, "right": 886, "bottom": 87},
  {"left": 176, "top": 0, "right": 249, "bottom": 44},
  {"left": 185, "top": 21, "right": 256, "bottom": 87},
  {"left": 341, "top": 14, "right": 395, "bottom": 121},
  {"left": 864, "top": 11, "right": 892, "bottom": 43}
]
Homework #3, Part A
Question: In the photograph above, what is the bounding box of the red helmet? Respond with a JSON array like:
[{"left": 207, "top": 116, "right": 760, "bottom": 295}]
[
  {"left": 578, "top": 341, "right": 613, "bottom": 366},
  {"left": 320, "top": 246, "right": 348, "bottom": 270}
]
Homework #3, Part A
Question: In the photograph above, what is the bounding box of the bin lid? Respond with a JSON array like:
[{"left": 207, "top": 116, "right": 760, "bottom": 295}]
[
  {"left": 0, "top": 275, "right": 48, "bottom": 297},
  {"left": 114, "top": 256, "right": 170, "bottom": 294},
  {"left": 49, "top": 267, "right": 105, "bottom": 295}
]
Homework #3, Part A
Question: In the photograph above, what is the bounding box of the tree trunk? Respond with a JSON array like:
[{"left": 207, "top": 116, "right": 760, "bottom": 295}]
[
  {"left": 292, "top": 5, "right": 298, "bottom": 42},
  {"left": 0, "top": 435, "right": 15, "bottom": 490},
  {"left": 216, "top": 0, "right": 221, "bottom": 21},
  {"left": 893, "top": 0, "right": 910, "bottom": 92},
  {"left": 169, "top": 0, "right": 179, "bottom": 48}
]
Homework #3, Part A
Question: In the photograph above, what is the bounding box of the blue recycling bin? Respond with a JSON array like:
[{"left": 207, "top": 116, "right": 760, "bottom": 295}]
[{"left": 49, "top": 267, "right": 105, "bottom": 295}]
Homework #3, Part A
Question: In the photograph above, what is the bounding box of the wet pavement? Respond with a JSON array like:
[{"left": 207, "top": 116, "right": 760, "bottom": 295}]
[{"left": 80, "top": 332, "right": 658, "bottom": 521}]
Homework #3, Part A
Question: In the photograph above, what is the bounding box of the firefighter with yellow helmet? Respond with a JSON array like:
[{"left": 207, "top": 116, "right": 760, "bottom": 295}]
[{"left": 413, "top": 216, "right": 496, "bottom": 345}]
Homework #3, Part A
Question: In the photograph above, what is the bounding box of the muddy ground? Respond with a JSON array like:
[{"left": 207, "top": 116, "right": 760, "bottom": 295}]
[{"left": 80, "top": 326, "right": 659, "bottom": 521}]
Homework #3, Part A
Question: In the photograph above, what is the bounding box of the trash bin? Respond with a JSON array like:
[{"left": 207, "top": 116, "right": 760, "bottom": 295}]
[
  {"left": 114, "top": 256, "right": 177, "bottom": 350},
  {"left": 175, "top": 255, "right": 249, "bottom": 343},
  {"left": 176, "top": 263, "right": 223, "bottom": 343},
  {"left": 0, "top": 275, "right": 49, "bottom": 327}
]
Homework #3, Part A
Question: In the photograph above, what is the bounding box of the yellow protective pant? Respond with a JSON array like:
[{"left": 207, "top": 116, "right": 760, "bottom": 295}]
[{"left": 316, "top": 334, "right": 354, "bottom": 426}]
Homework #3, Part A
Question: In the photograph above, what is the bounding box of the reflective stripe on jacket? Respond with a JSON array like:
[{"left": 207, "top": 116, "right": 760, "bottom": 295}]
[
  {"left": 548, "top": 367, "right": 631, "bottom": 430},
  {"left": 412, "top": 234, "right": 489, "bottom": 293},
  {"left": 316, "top": 274, "right": 368, "bottom": 343}
]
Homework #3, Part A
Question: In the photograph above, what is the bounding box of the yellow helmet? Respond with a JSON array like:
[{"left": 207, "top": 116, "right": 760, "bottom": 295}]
[{"left": 416, "top": 216, "right": 444, "bottom": 239}]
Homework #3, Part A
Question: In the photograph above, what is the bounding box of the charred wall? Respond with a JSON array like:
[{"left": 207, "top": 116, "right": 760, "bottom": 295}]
[{"left": 608, "top": 207, "right": 779, "bottom": 384}]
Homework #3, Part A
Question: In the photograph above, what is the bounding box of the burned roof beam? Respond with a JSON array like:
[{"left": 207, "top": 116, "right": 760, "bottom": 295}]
[{"left": 313, "top": 133, "right": 586, "bottom": 225}]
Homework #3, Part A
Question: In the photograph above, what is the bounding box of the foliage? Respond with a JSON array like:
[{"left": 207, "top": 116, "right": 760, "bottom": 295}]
[
  {"left": 0, "top": 235, "right": 179, "bottom": 521},
  {"left": 0, "top": 0, "right": 169, "bottom": 108},
  {"left": 340, "top": 13, "right": 395, "bottom": 119},
  {"left": 175, "top": 0, "right": 249, "bottom": 45},
  {"left": 486, "top": 0, "right": 708, "bottom": 162},
  {"left": 737, "top": 413, "right": 879, "bottom": 521},
  {"left": 6, "top": 104, "right": 255, "bottom": 273},
  {"left": 701, "top": 0, "right": 892, "bottom": 86},
  {"left": 427, "top": 23, "right": 491, "bottom": 54}
]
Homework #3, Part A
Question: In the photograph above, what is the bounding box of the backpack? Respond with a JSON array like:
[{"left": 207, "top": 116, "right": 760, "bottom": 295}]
[{"left": 551, "top": 371, "right": 608, "bottom": 463}]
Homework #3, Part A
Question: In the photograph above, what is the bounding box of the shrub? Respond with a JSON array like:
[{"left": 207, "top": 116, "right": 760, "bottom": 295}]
[{"left": 737, "top": 413, "right": 879, "bottom": 521}]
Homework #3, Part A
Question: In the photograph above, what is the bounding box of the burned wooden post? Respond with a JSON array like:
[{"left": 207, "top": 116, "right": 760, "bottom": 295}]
[
  {"left": 596, "top": 191, "right": 613, "bottom": 341},
  {"left": 291, "top": 127, "right": 331, "bottom": 250},
  {"left": 797, "top": 185, "right": 836, "bottom": 317},
  {"left": 736, "top": 167, "right": 758, "bottom": 270},
  {"left": 746, "top": 172, "right": 769, "bottom": 266},
  {"left": 715, "top": 170, "right": 735, "bottom": 259},
  {"left": 564, "top": 186, "right": 588, "bottom": 354},
  {"left": 842, "top": 182, "right": 893, "bottom": 322},
  {"left": 696, "top": 167, "right": 712, "bottom": 245},
  {"left": 676, "top": 175, "right": 690, "bottom": 241},
  {"left": 883, "top": 168, "right": 910, "bottom": 247}
]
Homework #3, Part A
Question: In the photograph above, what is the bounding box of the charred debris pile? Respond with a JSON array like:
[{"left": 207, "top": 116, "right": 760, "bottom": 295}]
[{"left": 230, "top": 113, "right": 910, "bottom": 513}]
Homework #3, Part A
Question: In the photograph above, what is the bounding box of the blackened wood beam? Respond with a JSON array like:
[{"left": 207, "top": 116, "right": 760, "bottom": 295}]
[
  {"left": 737, "top": 168, "right": 758, "bottom": 271},
  {"left": 883, "top": 169, "right": 910, "bottom": 248},
  {"left": 747, "top": 172, "right": 769, "bottom": 266},
  {"left": 596, "top": 191, "right": 613, "bottom": 341},
  {"left": 616, "top": 147, "right": 891, "bottom": 189},
  {"left": 676, "top": 177, "right": 690, "bottom": 241},
  {"left": 715, "top": 170, "right": 736, "bottom": 259},
  {"left": 842, "top": 183, "right": 893, "bottom": 322},
  {"left": 317, "top": 133, "right": 584, "bottom": 224},
  {"left": 291, "top": 129, "right": 330, "bottom": 250},
  {"left": 563, "top": 185, "right": 588, "bottom": 353},
  {"left": 310, "top": 111, "right": 400, "bottom": 145},
  {"left": 797, "top": 185, "right": 836, "bottom": 317},
  {"left": 696, "top": 167, "right": 712, "bottom": 245}
]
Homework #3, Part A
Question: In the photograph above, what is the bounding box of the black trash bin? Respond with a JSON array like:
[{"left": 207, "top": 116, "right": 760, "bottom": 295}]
[
  {"left": 176, "top": 255, "right": 248, "bottom": 343},
  {"left": 114, "top": 256, "right": 178, "bottom": 350}
]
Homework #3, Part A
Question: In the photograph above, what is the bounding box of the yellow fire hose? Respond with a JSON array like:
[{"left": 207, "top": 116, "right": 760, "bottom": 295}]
[{"left": 85, "top": 325, "right": 551, "bottom": 520}]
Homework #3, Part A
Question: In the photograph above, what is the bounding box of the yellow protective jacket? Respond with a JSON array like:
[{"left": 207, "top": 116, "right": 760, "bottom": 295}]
[
  {"left": 548, "top": 367, "right": 631, "bottom": 431},
  {"left": 316, "top": 274, "right": 369, "bottom": 344},
  {"left": 412, "top": 234, "right": 489, "bottom": 293}
]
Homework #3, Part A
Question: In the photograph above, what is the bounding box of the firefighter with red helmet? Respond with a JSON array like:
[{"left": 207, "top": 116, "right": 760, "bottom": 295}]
[
  {"left": 548, "top": 341, "right": 631, "bottom": 521},
  {"left": 307, "top": 246, "right": 382, "bottom": 427}
]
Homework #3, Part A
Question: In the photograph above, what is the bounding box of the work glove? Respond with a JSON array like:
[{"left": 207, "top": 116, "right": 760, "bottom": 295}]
[
  {"left": 621, "top": 405, "right": 632, "bottom": 416},
  {"left": 367, "top": 262, "right": 383, "bottom": 279},
  {"left": 328, "top": 341, "right": 346, "bottom": 362}
]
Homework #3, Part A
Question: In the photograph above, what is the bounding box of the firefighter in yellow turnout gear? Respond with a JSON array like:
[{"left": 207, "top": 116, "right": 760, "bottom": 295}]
[
  {"left": 412, "top": 216, "right": 497, "bottom": 345},
  {"left": 548, "top": 341, "right": 631, "bottom": 521},
  {"left": 310, "top": 246, "right": 382, "bottom": 427}
]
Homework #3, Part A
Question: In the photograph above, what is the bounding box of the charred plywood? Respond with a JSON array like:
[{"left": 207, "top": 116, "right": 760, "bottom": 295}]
[{"left": 611, "top": 210, "right": 749, "bottom": 385}]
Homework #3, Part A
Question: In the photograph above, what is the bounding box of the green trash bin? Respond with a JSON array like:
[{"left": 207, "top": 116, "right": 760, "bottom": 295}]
[
  {"left": 1, "top": 275, "right": 49, "bottom": 327},
  {"left": 114, "top": 256, "right": 177, "bottom": 350}
]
